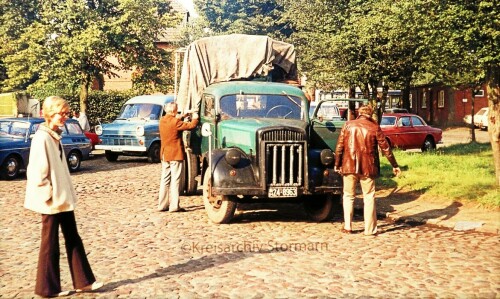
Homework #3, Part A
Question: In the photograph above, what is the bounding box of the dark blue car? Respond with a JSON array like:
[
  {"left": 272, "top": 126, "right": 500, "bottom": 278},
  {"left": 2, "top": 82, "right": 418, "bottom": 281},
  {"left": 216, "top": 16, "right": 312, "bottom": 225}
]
[{"left": 0, "top": 117, "right": 92, "bottom": 180}]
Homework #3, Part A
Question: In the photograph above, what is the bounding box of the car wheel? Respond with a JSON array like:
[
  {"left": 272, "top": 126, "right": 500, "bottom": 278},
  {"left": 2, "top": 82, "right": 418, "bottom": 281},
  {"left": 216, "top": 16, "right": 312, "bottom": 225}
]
[
  {"left": 303, "top": 194, "right": 333, "bottom": 222},
  {"left": 105, "top": 150, "right": 119, "bottom": 162},
  {"left": 421, "top": 136, "right": 436, "bottom": 152},
  {"left": 203, "top": 170, "right": 237, "bottom": 224},
  {"left": 67, "top": 151, "right": 82, "bottom": 172},
  {"left": 147, "top": 142, "right": 161, "bottom": 163},
  {"left": 1, "top": 155, "right": 21, "bottom": 180}
]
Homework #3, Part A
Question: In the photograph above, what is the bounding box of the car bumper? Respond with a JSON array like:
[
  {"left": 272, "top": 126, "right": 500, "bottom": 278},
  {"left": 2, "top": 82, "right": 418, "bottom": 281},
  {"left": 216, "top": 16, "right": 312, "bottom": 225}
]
[{"left": 95, "top": 145, "right": 146, "bottom": 152}]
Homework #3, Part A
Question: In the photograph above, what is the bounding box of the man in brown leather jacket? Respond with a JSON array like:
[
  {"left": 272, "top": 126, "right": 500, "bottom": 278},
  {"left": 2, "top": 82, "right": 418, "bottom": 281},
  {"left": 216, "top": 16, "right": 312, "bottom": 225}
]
[
  {"left": 334, "top": 104, "right": 401, "bottom": 236},
  {"left": 158, "top": 102, "right": 199, "bottom": 212}
]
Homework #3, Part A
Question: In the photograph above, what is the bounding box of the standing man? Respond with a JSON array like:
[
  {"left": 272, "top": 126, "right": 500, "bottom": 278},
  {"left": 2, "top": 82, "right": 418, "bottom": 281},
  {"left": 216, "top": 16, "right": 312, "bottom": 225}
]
[
  {"left": 73, "top": 110, "right": 91, "bottom": 132},
  {"left": 334, "top": 104, "right": 401, "bottom": 236},
  {"left": 158, "top": 102, "right": 199, "bottom": 212}
]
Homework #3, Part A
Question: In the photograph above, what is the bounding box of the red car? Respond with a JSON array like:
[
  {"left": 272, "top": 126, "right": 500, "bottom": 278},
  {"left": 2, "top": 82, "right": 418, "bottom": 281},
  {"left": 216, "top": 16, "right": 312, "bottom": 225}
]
[
  {"left": 380, "top": 113, "right": 442, "bottom": 151},
  {"left": 84, "top": 131, "right": 100, "bottom": 150}
]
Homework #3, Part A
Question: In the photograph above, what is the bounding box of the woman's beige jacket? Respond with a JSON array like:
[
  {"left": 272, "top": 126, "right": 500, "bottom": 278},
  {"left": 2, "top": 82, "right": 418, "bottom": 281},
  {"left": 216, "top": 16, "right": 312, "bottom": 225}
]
[{"left": 24, "top": 124, "right": 77, "bottom": 214}]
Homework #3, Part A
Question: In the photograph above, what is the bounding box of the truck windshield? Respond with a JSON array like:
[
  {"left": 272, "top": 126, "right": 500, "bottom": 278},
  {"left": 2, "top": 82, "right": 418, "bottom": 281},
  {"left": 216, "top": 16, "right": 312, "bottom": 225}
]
[
  {"left": 117, "top": 104, "right": 162, "bottom": 120},
  {"left": 219, "top": 94, "right": 304, "bottom": 120}
]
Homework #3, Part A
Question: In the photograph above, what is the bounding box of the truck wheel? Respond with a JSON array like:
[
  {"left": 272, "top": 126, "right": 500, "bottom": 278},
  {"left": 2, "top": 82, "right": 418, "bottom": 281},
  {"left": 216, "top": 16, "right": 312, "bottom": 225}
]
[
  {"left": 184, "top": 150, "right": 198, "bottom": 195},
  {"left": 203, "top": 171, "right": 237, "bottom": 224},
  {"left": 1, "top": 155, "right": 21, "bottom": 180},
  {"left": 304, "top": 195, "right": 333, "bottom": 222},
  {"left": 105, "top": 150, "right": 119, "bottom": 162},
  {"left": 148, "top": 142, "right": 161, "bottom": 163},
  {"left": 67, "top": 150, "right": 82, "bottom": 172}
]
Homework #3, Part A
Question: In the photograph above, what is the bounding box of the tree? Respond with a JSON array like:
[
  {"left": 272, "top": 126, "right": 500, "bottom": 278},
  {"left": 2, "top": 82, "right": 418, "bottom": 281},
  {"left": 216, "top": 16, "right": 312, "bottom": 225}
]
[
  {"left": 192, "top": 0, "right": 289, "bottom": 38},
  {"left": 1, "top": 0, "right": 181, "bottom": 112},
  {"left": 433, "top": 1, "right": 500, "bottom": 184}
]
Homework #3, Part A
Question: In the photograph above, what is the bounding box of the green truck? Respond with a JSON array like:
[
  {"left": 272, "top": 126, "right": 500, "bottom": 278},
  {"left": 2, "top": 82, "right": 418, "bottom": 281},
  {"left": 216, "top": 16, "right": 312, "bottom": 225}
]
[{"left": 176, "top": 34, "right": 365, "bottom": 223}]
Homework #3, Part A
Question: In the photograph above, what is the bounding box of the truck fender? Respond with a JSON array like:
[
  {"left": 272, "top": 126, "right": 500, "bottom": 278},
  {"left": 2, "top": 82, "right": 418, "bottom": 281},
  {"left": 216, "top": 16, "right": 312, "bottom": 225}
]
[{"left": 206, "top": 148, "right": 258, "bottom": 189}]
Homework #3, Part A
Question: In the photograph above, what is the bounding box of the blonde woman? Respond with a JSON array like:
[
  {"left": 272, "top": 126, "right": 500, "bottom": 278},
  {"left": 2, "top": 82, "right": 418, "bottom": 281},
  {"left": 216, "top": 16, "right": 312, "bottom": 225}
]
[{"left": 24, "top": 96, "right": 102, "bottom": 297}]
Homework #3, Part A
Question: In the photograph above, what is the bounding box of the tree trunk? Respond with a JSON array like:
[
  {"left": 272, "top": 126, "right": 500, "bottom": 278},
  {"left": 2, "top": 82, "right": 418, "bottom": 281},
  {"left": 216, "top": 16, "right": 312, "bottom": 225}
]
[
  {"left": 402, "top": 78, "right": 411, "bottom": 112},
  {"left": 487, "top": 81, "right": 500, "bottom": 186},
  {"left": 79, "top": 74, "right": 91, "bottom": 113},
  {"left": 470, "top": 93, "right": 476, "bottom": 142}
]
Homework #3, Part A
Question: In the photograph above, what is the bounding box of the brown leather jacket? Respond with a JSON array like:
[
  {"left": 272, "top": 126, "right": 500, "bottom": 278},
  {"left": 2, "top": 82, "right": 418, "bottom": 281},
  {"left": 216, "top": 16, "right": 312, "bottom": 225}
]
[
  {"left": 334, "top": 115, "right": 398, "bottom": 178},
  {"left": 159, "top": 114, "right": 199, "bottom": 162}
]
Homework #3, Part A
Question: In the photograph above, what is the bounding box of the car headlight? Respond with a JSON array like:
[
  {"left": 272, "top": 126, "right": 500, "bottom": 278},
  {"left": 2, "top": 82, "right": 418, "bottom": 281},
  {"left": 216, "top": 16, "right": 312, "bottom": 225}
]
[
  {"left": 95, "top": 125, "right": 102, "bottom": 135},
  {"left": 225, "top": 148, "right": 241, "bottom": 166},
  {"left": 136, "top": 125, "right": 144, "bottom": 137},
  {"left": 320, "top": 149, "right": 334, "bottom": 166}
]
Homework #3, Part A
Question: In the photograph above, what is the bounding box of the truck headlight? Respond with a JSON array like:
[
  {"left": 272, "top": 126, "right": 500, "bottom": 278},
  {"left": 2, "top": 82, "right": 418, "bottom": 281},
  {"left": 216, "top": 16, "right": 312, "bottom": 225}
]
[
  {"left": 320, "top": 149, "right": 334, "bottom": 166},
  {"left": 95, "top": 125, "right": 102, "bottom": 135},
  {"left": 225, "top": 148, "right": 241, "bottom": 166},
  {"left": 136, "top": 125, "right": 144, "bottom": 137}
]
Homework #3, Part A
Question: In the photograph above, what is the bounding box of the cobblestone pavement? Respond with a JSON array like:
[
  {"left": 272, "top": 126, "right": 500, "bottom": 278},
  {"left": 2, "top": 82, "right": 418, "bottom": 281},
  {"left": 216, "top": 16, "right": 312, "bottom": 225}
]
[{"left": 1, "top": 151, "right": 499, "bottom": 298}]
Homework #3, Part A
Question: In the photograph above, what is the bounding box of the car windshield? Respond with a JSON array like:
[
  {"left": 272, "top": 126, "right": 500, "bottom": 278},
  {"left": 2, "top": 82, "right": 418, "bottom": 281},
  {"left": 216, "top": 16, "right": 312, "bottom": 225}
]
[
  {"left": 219, "top": 94, "right": 304, "bottom": 120},
  {"left": 311, "top": 103, "right": 341, "bottom": 120},
  {"left": 117, "top": 103, "right": 163, "bottom": 120},
  {"left": 0, "top": 121, "right": 31, "bottom": 137}
]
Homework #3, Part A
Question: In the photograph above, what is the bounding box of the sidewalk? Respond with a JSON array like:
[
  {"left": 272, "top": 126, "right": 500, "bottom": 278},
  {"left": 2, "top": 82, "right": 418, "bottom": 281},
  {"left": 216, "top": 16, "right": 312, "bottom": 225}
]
[{"left": 377, "top": 127, "right": 499, "bottom": 235}]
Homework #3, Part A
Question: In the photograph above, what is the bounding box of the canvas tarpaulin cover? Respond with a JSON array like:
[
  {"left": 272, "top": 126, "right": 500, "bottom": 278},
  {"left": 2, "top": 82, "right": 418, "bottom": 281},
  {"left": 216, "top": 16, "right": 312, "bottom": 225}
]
[{"left": 176, "top": 34, "right": 297, "bottom": 112}]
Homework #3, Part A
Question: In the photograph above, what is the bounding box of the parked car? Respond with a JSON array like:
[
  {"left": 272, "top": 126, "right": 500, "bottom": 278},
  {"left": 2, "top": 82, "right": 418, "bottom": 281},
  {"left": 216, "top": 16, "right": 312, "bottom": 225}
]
[
  {"left": 84, "top": 131, "right": 100, "bottom": 150},
  {"left": 473, "top": 107, "right": 489, "bottom": 130},
  {"left": 0, "top": 117, "right": 92, "bottom": 180},
  {"left": 309, "top": 100, "right": 341, "bottom": 120},
  {"left": 380, "top": 113, "right": 442, "bottom": 151},
  {"left": 463, "top": 107, "right": 489, "bottom": 130}
]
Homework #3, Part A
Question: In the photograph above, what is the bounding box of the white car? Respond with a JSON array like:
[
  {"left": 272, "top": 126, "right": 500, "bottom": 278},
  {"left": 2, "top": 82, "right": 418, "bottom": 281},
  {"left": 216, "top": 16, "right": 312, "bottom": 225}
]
[
  {"left": 474, "top": 107, "right": 489, "bottom": 130},
  {"left": 463, "top": 107, "right": 489, "bottom": 130}
]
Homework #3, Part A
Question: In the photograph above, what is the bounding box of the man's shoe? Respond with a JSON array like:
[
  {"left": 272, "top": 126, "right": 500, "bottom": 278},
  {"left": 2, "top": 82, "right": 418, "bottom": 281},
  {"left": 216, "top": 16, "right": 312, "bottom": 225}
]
[
  {"left": 76, "top": 281, "right": 103, "bottom": 293},
  {"left": 340, "top": 228, "right": 352, "bottom": 234}
]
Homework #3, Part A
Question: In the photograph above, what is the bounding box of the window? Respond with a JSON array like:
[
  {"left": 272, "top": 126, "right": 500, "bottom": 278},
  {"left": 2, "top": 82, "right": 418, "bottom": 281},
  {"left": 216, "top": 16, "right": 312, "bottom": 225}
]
[
  {"left": 411, "top": 116, "right": 425, "bottom": 126},
  {"left": 422, "top": 92, "right": 427, "bottom": 109},
  {"left": 474, "top": 89, "right": 485, "bottom": 97},
  {"left": 409, "top": 94, "right": 413, "bottom": 109},
  {"left": 438, "top": 90, "right": 445, "bottom": 108},
  {"left": 203, "top": 95, "right": 215, "bottom": 118},
  {"left": 397, "top": 116, "right": 411, "bottom": 127}
]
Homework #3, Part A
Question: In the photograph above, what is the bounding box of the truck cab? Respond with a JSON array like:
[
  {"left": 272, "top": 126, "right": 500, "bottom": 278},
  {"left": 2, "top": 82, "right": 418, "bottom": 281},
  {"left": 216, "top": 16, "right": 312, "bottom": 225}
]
[{"left": 94, "top": 95, "right": 174, "bottom": 162}]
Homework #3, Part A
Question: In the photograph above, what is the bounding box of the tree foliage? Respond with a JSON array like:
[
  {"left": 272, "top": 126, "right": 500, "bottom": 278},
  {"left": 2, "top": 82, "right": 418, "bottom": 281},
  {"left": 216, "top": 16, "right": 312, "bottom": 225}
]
[{"left": 0, "top": 0, "right": 181, "bottom": 111}]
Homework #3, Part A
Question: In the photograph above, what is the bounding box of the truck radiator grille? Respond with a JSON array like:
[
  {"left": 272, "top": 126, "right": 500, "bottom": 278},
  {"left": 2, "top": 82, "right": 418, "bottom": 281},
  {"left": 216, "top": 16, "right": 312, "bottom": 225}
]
[
  {"left": 265, "top": 143, "right": 304, "bottom": 187},
  {"left": 261, "top": 130, "right": 305, "bottom": 141}
]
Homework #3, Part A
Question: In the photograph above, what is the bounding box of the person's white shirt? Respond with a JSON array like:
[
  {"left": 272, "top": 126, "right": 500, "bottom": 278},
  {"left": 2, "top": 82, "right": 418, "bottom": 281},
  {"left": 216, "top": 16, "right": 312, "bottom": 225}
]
[{"left": 77, "top": 112, "right": 91, "bottom": 132}]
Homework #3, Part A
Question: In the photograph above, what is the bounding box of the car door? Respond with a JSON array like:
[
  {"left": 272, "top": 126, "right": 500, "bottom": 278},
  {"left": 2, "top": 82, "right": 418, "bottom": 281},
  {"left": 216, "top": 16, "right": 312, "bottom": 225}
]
[
  {"left": 309, "top": 100, "right": 343, "bottom": 150},
  {"left": 394, "top": 116, "right": 415, "bottom": 149}
]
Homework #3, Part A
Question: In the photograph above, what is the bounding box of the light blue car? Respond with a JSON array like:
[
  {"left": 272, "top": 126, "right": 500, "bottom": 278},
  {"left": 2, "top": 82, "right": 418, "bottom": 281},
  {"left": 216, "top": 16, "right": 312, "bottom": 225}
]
[
  {"left": 0, "top": 117, "right": 92, "bottom": 180},
  {"left": 94, "top": 95, "right": 175, "bottom": 162}
]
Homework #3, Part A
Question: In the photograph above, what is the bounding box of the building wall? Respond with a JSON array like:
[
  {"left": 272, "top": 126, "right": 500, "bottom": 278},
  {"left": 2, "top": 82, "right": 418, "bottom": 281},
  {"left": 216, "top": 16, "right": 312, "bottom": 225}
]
[{"left": 410, "top": 84, "right": 489, "bottom": 127}]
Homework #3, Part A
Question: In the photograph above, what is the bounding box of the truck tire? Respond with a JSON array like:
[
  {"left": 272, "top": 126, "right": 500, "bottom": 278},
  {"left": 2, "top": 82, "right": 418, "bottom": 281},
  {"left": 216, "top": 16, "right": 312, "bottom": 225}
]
[
  {"left": 203, "top": 171, "right": 237, "bottom": 224},
  {"left": 184, "top": 150, "right": 198, "bottom": 195},
  {"left": 304, "top": 195, "right": 333, "bottom": 222},
  {"left": 105, "top": 150, "right": 119, "bottom": 162},
  {"left": 148, "top": 142, "right": 161, "bottom": 163}
]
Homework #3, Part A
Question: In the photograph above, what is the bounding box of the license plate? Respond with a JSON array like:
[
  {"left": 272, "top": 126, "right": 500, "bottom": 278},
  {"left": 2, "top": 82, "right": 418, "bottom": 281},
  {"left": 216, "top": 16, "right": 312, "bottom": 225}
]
[
  {"left": 268, "top": 187, "right": 297, "bottom": 198},
  {"left": 111, "top": 148, "right": 122, "bottom": 152}
]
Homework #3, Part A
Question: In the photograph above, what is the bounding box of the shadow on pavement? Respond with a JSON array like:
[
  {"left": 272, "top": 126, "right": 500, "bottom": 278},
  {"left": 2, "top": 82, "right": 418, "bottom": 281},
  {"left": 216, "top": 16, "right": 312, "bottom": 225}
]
[{"left": 99, "top": 250, "right": 274, "bottom": 293}]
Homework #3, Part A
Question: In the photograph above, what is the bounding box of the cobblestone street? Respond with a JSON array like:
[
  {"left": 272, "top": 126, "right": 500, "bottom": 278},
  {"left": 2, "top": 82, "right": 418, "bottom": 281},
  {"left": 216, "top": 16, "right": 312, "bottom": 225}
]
[{"left": 1, "top": 151, "right": 499, "bottom": 298}]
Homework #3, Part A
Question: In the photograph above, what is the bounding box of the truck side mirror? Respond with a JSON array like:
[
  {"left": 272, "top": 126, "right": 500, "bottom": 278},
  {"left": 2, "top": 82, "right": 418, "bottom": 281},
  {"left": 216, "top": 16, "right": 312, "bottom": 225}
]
[{"left": 201, "top": 123, "right": 212, "bottom": 137}]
